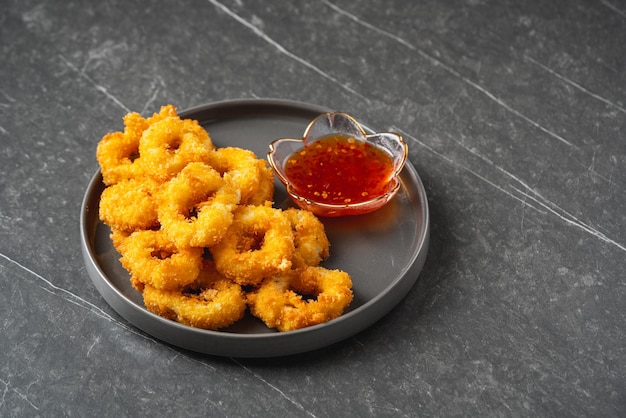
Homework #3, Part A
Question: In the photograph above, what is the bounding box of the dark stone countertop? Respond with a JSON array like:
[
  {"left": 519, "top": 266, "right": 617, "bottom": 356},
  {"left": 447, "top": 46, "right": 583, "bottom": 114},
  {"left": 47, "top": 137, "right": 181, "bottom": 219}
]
[{"left": 1, "top": 0, "right": 624, "bottom": 416}]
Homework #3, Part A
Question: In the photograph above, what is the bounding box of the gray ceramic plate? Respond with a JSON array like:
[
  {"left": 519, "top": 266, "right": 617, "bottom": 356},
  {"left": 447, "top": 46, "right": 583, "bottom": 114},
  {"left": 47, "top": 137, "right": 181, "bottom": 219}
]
[{"left": 80, "top": 98, "right": 429, "bottom": 358}]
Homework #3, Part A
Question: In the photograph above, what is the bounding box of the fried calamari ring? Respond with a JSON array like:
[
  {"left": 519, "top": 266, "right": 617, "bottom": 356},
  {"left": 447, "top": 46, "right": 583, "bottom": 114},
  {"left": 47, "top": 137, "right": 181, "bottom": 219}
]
[
  {"left": 121, "top": 112, "right": 149, "bottom": 144},
  {"left": 283, "top": 208, "right": 330, "bottom": 267},
  {"left": 96, "top": 131, "right": 142, "bottom": 186},
  {"left": 121, "top": 105, "right": 177, "bottom": 141},
  {"left": 158, "top": 162, "right": 240, "bottom": 248},
  {"left": 99, "top": 178, "right": 160, "bottom": 232},
  {"left": 118, "top": 229, "right": 203, "bottom": 290},
  {"left": 145, "top": 104, "right": 178, "bottom": 124},
  {"left": 108, "top": 229, "right": 146, "bottom": 292},
  {"left": 210, "top": 205, "right": 294, "bottom": 286},
  {"left": 206, "top": 147, "right": 262, "bottom": 204},
  {"left": 97, "top": 105, "right": 179, "bottom": 185},
  {"left": 109, "top": 228, "right": 131, "bottom": 254},
  {"left": 245, "top": 159, "right": 275, "bottom": 206},
  {"left": 142, "top": 261, "right": 247, "bottom": 330},
  {"left": 139, "top": 116, "right": 214, "bottom": 182},
  {"left": 247, "top": 266, "right": 353, "bottom": 331}
]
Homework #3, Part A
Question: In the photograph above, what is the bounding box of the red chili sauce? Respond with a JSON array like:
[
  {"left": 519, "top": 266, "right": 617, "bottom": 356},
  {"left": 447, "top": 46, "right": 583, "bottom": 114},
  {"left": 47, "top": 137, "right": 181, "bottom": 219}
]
[{"left": 284, "top": 134, "right": 395, "bottom": 205}]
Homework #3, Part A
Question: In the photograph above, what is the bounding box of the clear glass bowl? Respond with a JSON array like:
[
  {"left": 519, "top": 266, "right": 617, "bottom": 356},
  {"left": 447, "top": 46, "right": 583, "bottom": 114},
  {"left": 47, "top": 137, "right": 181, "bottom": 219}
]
[{"left": 268, "top": 112, "right": 408, "bottom": 217}]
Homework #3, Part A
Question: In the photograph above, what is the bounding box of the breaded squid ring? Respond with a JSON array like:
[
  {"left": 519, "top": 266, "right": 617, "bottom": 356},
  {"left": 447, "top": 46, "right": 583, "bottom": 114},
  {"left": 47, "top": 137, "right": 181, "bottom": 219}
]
[
  {"left": 99, "top": 178, "right": 160, "bottom": 232},
  {"left": 158, "top": 162, "right": 240, "bottom": 248},
  {"left": 97, "top": 105, "right": 179, "bottom": 185},
  {"left": 245, "top": 159, "right": 275, "bottom": 206},
  {"left": 121, "top": 112, "right": 149, "bottom": 144},
  {"left": 118, "top": 229, "right": 203, "bottom": 290},
  {"left": 247, "top": 266, "right": 353, "bottom": 331},
  {"left": 96, "top": 131, "right": 143, "bottom": 186},
  {"left": 142, "top": 261, "right": 247, "bottom": 330},
  {"left": 145, "top": 104, "right": 178, "bottom": 124},
  {"left": 210, "top": 205, "right": 294, "bottom": 286},
  {"left": 206, "top": 147, "right": 262, "bottom": 203},
  {"left": 283, "top": 208, "right": 330, "bottom": 267},
  {"left": 109, "top": 227, "right": 146, "bottom": 293},
  {"left": 139, "top": 116, "right": 214, "bottom": 182},
  {"left": 121, "top": 105, "right": 177, "bottom": 142}
]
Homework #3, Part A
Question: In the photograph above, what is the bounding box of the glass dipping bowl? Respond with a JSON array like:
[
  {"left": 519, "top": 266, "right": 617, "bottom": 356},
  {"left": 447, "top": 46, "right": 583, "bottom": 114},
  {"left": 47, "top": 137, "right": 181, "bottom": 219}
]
[{"left": 268, "top": 112, "right": 408, "bottom": 217}]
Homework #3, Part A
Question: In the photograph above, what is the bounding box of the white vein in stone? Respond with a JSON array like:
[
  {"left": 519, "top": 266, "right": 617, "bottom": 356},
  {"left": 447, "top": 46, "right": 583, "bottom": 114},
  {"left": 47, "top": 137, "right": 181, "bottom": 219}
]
[
  {"left": 451, "top": 136, "right": 537, "bottom": 192},
  {"left": 451, "top": 134, "right": 626, "bottom": 251},
  {"left": 0, "top": 89, "right": 16, "bottom": 103},
  {"left": 580, "top": 152, "right": 620, "bottom": 188},
  {"left": 206, "top": 0, "right": 369, "bottom": 101},
  {"left": 525, "top": 55, "right": 626, "bottom": 114},
  {"left": 600, "top": 0, "right": 626, "bottom": 17},
  {"left": 397, "top": 128, "right": 626, "bottom": 253},
  {"left": 0, "top": 377, "right": 39, "bottom": 411},
  {"left": 455, "top": 121, "right": 618, "bottom": 192},
  {"left": 141, "top": 85, "right": 161, "bottom": 116},
  {"left": 57, "top": 54, "right": 131, "bottom": 113},
  {"left": 424, "top": 51, "right": 575, "bottom": 147},
  {"left": 396, "top": 127, "right": 539, "bottom": 210},
  {"left": 86, "top": 336, "right": 100, "bottom": 357},
  {"left": 511, "top": 186, "right": 626, "bottom": 253},
  {"left": 1, "top": 253, "right": 226, "bottom": 373},
  {"left": 320, "top": 0, "right": 416, "bottom": 50},
  {"left": 232, "top": 359, "right": 318, "bottom": 418},
  {"left": 0, "top": 252, "right": 145, "bottom": 337},
  {"left": 322, "top": 1, "right": 574, "bottom": 147}
]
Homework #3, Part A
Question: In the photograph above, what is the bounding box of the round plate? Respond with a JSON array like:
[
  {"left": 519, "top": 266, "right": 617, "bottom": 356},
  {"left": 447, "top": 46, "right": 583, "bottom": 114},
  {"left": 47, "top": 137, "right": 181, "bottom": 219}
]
[{"left": 80, "top": 98, "right": 430, "bottom": 358}]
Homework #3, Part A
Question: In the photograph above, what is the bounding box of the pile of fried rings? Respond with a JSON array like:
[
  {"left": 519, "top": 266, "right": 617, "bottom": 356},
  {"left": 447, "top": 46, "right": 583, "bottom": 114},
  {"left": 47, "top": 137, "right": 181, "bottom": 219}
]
[{"left": 96, "top": 105, "right": 353, "bottom": 332}]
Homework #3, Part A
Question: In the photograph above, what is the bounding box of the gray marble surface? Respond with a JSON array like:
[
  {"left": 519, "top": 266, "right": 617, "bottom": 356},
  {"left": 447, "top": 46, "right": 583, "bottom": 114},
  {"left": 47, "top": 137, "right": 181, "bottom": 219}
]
[{"left": 1, "top": 0, "right": 625, "bottom": 416}]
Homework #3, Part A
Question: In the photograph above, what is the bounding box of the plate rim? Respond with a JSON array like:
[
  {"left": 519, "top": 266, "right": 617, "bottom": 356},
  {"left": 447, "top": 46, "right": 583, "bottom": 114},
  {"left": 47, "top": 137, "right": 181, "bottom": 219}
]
[{"left": 80, "top": 98, "right": 430, "bottom": 357}]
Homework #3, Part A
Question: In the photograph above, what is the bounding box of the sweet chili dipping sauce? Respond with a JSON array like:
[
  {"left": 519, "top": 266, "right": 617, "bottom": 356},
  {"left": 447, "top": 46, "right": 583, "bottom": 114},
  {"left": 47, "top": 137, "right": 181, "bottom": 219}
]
[{"left": 284, "top": 134, "right": 395, "bottom": 205}]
